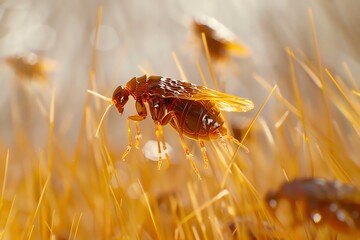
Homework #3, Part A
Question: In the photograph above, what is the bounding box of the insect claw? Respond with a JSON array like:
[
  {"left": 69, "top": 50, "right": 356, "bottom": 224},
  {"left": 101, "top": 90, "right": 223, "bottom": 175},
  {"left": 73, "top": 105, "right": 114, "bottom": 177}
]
[{"left": 122, "top": 146, "right": 132, "bottom": 160}]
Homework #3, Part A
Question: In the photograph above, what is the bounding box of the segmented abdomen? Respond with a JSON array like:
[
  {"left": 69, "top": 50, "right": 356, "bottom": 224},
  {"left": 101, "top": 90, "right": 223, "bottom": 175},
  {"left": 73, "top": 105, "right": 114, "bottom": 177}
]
[{"left": 168, "top": 99, "right": 226, "bottom": 140}]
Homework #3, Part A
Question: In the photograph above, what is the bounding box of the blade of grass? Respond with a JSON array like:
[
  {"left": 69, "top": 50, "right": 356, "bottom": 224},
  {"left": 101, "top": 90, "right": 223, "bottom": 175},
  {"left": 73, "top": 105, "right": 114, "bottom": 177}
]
[
  {"left": 137, "top": 179, "right": 161, "bottom": 239},
  {"left": 343, "top": 62, "right": 358, "bottom": 90},
  {"left": 326, "top": 68, "right": 360, "bottom": 119},
  {"left": 0, "top": 195, "right": 16, "bottom": 240},
  {"left": 221, "top": 85, "right": 277, "bottom": 187},
  {"left": 73, "top": 213, "right": 82, "bottom": 240},
  {"left": 172, "top": 51, "right": 188, "bottom": 81},
  {"left": 196, "top": 61, "right": 208, "bottom": 87},
  {"left": 201, "top": 32, "right": 219, "bottom": 90},
  {"left": 28, "top": 175, "right": 50, "bottom": 239},
  {"left": 68, "top": 213, "right": 77, "bottom": 240},
  {"left": 287, "top": 48, "right": 313, "bottom": 176},
  {"left": 1, "top": 149, "right": 9, "bottom": 205},
  {"left": 180, "top": 189, "right": 228, "bottom": 225}
]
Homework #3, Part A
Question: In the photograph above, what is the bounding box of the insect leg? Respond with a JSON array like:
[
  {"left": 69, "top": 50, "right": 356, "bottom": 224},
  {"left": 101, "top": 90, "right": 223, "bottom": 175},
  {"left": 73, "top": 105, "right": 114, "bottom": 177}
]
[
  {"left": 134, "top": 121, "right": 142, "bottom": 149},
  {"left": 122, "top": 115, "right": 146, "bottom": 160},
  {"left": 199, "top": 140, "right": 208, "bottom": 169},
  {"left": 160, "top": 112, "right": 202, "bottom": 180},
  {"left": 154, "top": 122, "right": 164, "bottom": 170},
  {"left": 158, "top": 125, "right": 171, "bottom": 168},
  {"left": 219, "top": 135, "right": 231, "bottom": 153},
  {"left": 225, "top": 135, "right": 249, "bottom": 153},
  {"left": 134, "top": 99, "right": 147, "bottom": 148}
]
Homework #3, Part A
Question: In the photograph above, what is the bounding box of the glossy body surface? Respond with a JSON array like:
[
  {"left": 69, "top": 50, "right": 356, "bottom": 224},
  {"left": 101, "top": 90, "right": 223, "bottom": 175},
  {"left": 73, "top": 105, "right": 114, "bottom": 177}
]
[
  {"left": 169, "top": 99, "right": 225, "bottom": 140},
  {"left": 265, "top": 178, "right": 360, "bottom": 234},
  {"left": 113, "top": 75, "right": 253, "bottom": 141},
  {"left": 110, "top": 75, "right": 253, "bottom": 178}
]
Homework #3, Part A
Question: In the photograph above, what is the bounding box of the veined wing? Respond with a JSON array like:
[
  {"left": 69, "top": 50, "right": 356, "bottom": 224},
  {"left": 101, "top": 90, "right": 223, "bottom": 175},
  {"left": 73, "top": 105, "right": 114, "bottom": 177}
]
[{"left": 149, "top": 76, "right": 254, "bottom": 112}]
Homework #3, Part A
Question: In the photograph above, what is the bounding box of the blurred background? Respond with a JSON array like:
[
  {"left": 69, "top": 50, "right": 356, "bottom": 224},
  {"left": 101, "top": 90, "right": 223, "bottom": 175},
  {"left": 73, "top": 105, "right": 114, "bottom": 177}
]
[
  {"left": 1, "top": 0, "right": 360, "bottom": 239},
  {"left": 1, "top": 0, "right": 359, "bottom": 149}
]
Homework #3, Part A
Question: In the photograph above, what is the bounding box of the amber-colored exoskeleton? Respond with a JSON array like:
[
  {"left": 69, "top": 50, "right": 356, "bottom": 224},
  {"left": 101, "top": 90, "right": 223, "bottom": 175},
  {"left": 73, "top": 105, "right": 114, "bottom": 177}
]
[
  {"left": 88, "top": 75, "right": 254, "bottom": 179},
  {"left": 265, "top": 178, "right": 360, "bottom": 234},
  {"left": 4, "top": 52, "right": 56, "bottom": 82},
  {"left": 192, "top": 15, "right": 250, "bottom": 60}
]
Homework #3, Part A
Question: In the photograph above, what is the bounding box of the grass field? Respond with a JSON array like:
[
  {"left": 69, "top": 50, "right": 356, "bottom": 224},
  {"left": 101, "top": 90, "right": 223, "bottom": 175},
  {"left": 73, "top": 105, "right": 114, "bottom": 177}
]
[{"left": 1, "top": 1, "right": 360, "bottom": 239}]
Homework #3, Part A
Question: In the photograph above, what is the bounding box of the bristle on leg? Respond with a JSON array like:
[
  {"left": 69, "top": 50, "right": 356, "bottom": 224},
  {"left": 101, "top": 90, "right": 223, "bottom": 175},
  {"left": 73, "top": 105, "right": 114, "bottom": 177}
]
[
  {"left": 122, "top": 118, "right": 134, "bottom": 160},
  {"left": 134, "top": 121, "right": 142, "bottom": 149},
  {"left": 154, "top": 122, "right": 163, "bottom": 170},
  {"left": 188, "top": 154, "right": 202, "bottom": 180},
  {"left": 199, "top": 140, "right": 209, "bottom": 169},
  {"left": 158, "top": 125, "right": 171, "bottom": 168}
]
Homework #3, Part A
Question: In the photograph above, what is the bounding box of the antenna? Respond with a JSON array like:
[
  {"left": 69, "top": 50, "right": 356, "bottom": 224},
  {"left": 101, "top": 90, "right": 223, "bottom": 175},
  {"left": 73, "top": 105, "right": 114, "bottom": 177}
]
[
  {"left": 95, "top": 103, "right": 113, "bottom": 137},
  {"left": 87, "top": 89, "right": 114, "bottom": 137},
  {"left": 87, "top": 89, "right": 112, "bottom": 102}
]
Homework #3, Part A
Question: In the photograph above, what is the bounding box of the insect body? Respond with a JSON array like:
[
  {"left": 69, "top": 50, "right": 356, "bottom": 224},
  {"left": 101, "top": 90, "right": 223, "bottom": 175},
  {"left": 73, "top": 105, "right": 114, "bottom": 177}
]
[
  {"left": 192, "top": 15, "right": 250, "bottom": 60},
  {"left": 4, "top": 52, "right": 56, "bottom": 82},
  {"left": 91, "top": 75, "right": 254, "bottom": 179},
  {"left": 265, "top": 178, "right": 360, "bottom": 234}
]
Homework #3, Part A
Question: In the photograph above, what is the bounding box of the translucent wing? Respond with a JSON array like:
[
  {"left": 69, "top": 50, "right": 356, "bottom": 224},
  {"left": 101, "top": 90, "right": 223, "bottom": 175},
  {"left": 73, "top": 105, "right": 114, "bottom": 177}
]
[{"left": 148, "top": 76, "right": 254, "bottom": 112}]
